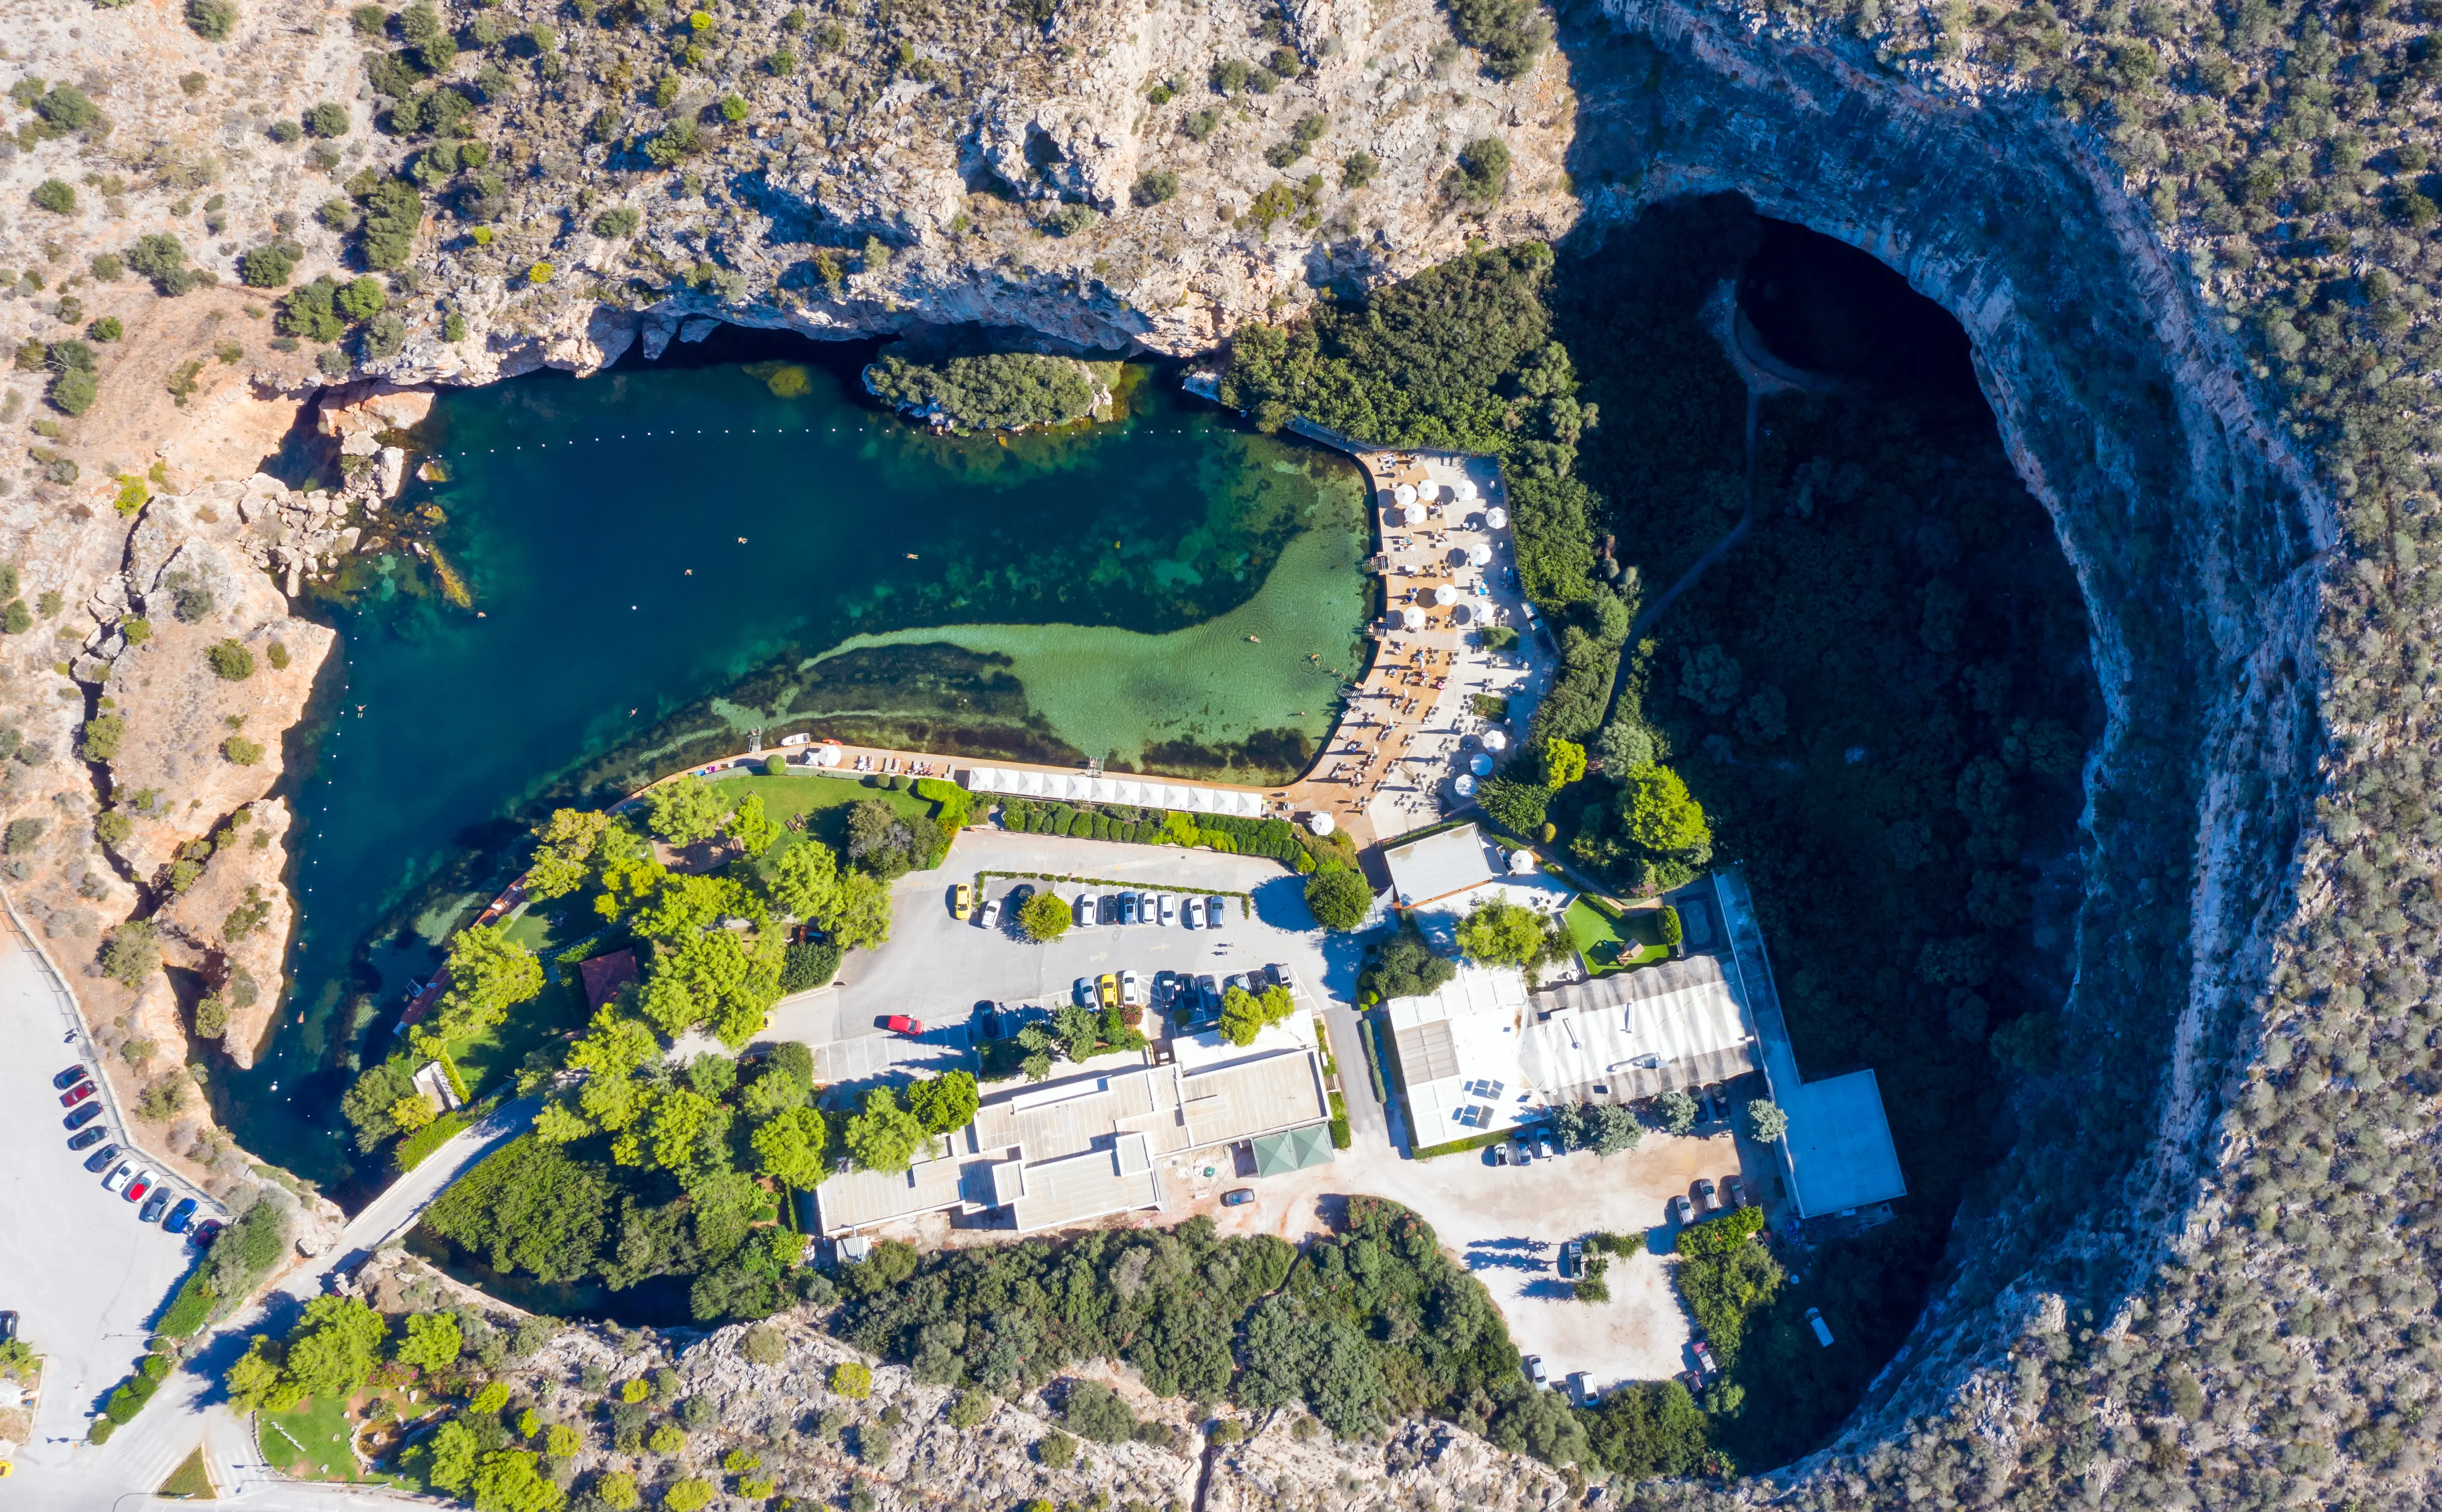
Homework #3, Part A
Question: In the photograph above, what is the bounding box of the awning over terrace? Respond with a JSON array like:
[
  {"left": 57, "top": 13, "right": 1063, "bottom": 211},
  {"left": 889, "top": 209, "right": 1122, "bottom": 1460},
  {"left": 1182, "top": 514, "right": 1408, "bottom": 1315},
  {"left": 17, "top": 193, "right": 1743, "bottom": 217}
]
[{"left": 960, "top": 766, "right": 1269, "bottom": 817}]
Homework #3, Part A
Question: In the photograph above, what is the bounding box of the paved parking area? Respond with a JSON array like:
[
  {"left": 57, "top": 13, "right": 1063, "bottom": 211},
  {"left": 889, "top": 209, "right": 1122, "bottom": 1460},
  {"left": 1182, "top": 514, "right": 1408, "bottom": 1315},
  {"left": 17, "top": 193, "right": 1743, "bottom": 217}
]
[
  {"left": 780, "top": 831, "right": 1375, "bottom": 1107},
  {"left": 0, "top": 943, "right": 202, "bottom": 1467}
]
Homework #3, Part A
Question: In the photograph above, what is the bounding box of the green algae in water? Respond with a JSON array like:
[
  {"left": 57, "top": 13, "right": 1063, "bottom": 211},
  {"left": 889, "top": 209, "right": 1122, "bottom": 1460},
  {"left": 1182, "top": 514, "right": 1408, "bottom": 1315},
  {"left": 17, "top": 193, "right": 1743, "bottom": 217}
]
[{"left": 231, "top": 352, "right": 1366, "bottom": 1187}]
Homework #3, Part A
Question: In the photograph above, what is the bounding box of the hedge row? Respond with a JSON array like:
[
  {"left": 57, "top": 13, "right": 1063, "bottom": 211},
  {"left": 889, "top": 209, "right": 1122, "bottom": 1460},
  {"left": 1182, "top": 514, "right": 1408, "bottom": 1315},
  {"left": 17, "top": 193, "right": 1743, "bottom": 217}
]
[{"left": 994, "top": 797, "right": 1323, "bottom": 872}]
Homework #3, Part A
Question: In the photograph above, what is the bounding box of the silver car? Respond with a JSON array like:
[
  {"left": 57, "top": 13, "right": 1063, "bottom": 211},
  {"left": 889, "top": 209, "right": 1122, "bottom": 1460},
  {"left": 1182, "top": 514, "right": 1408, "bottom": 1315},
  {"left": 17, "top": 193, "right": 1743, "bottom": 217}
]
[
  {"left": 1181, "top": 895, "right": 1202, "bottom": 928},
  {"left": 1157, "top": 893, "right": 1177, "bottom": 926},
  {"left": 1074, "top": 894, "right": 1098, "bottom": 928}
]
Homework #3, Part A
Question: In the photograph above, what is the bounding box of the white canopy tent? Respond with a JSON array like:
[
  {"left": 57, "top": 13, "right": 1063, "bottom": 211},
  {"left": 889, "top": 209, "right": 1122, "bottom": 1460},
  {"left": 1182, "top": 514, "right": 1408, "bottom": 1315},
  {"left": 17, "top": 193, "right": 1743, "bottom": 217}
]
[{"left": 961, "top": 767, "right": 1268, "bottom": 817}]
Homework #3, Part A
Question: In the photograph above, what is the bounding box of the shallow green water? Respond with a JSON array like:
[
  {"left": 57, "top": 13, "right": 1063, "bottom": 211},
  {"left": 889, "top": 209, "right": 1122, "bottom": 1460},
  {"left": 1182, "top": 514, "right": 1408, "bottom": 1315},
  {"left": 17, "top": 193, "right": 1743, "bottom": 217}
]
[{"left": 230, "top": 350, "right": 1365, "bottom": 1188}]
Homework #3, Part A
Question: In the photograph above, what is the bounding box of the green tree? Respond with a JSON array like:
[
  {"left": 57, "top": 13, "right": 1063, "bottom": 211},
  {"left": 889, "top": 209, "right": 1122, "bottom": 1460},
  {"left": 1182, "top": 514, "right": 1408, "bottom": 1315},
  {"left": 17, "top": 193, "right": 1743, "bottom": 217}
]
[
  {"left": 1304, "top": 867, "right": 1370, "bottom": 930},
  {"left": 470, "top": 1449, "right": 565, "bottom": 1512},
  {"left": 525, "top": 808, "right": 609, "bottom": 899},
  {"left": 749, "top": 1106, "right": 829, "bottom": 1188},
  {"left": 1455, "top": 898, "right": 1546, "bottom": 967},
  {"left": 726, "top": 794, "right": 781, "bottom": 856},
  {"left": 1219, "top": 983, "right": 1296, "bottom": 1046},
  {"left": 906, "top": 1070, "right": 978, "bottom": 1134},
  {"left": 186, "top": 0, "right": 238, "bottom": 39},
  {"left": 424, "top": 1136, "right": 614, "bottom": 1283},
  {"left": 1541, "top": 737, "right": 1586, "bottom": 786},
  {"left": 207, "top": 639, "right": 257, "bottom": 680},
  {"left": 277, "top": 1295, "right": 388, "bottom": 1404},
  {"left": 1656, "top": 1088, "right": 1697, "bottom": 1136},
  {"left": 844, "top": 1086, "right": 926, "bottom": 1173},
  {"left": 1556, "top": 1101, "right": 1640, "bottom": 1156},
  {"left": 648, "top": 780, "right": 726, "bottom": 845},
  {"left": 393, "top": 1311, "right": 462, "bottom": 1371},
  {"left": 225, "top": 1337, "right": 288, "bottom": 1410},
  {"left": 815, "top": 869, "right": 893, "bottom": 950},
  {"left": 1018, "top": 889, "right": 1071, "bottom": 942},
  {"left": 427, "top": 925, "right": 544, "bottom": 1043},
  {"left": 1617, "top": 763, "right": 1711, "bottom": 856},
  {"left": 1450, "top": 136, "right": 1510, "bottom": 204},
  {"left": 1744, "top": 1099, "right": 1787, "bottom": 1143},
  {"left": 766, "top": 837, "right": 840, "bottom": 919}
]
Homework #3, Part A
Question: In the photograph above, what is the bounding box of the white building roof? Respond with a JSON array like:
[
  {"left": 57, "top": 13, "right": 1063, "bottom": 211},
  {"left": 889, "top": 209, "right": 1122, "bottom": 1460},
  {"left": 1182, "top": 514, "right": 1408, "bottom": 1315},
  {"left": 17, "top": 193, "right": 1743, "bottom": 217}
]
[
  {"left": 1525, "top": 955, "right": 1762, "bottom": 1101},
  {"left": 1382, "top": 823, "right": 1502, "bottom": 907},
  {"left": 1384, "top": 965, "right": 1538, "bottom": 1137}
]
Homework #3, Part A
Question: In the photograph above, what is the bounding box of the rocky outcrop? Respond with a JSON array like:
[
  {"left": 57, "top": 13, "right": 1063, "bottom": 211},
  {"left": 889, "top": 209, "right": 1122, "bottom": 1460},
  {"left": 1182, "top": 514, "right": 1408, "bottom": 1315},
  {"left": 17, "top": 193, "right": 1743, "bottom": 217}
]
[{"left": 152, "top": 797, "right": 295, "bottom": 1069}]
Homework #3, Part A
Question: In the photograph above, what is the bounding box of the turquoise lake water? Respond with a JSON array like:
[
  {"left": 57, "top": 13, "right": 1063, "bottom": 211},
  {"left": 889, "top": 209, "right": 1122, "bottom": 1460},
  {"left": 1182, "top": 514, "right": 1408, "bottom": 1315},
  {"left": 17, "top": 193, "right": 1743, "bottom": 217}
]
[{"left": 228, "top": 349, "right": 1367, "bottom": 1188}]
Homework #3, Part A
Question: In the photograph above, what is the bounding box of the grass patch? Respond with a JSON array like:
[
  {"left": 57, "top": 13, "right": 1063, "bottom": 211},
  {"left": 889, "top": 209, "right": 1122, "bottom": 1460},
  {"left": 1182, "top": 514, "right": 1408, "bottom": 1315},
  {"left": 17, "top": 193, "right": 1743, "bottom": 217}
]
[
  {"left": 710, "top": 771, "right": 943, "bottom": 855},
  {"left": 1564, "top": 896, "right": 1665, "bottom": 977},
  {"left": 1410, "top": 1128, "right": 1513, "bottom": 1161},
  {"left": 158, "top": 1446, "right": 217, "bottom": 1499},
  {"left": 258, "top": 1393, "right": 357, "bottom": 1481}
]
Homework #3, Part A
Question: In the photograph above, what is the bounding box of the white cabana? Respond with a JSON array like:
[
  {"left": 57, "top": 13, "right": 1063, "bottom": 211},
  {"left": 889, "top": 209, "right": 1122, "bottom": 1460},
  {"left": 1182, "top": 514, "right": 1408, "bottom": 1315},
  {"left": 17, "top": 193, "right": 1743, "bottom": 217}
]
[
  {"left": 1305, "top": 811, "right": 1336, "bottom": 835},
  {"left": 1485, "top": 506, "right": 1509, "bottom": 530},
  {"left": 1470, "top": 753, "right": 1494, "bottom": 777},
  {"left": 1452, "top": 774, "right": 1477, "bottom": 798},
  {"left": 960, "top": 766, "right": 1266, "bottom": 817},
  {"left": 1432, "top": 585, "right": 1458, "bottom": 607},
  {"left": 1468, "top": 544, "right": 1493, "bottom": 567},
  {"left": 1400, "top": 606, "right": 1427, "bottom": 630},
  {"left": 1482, "top": 728, "right": 1509, "bottom": 752},
  {"left": 1394, "top": 481, "right": 1417, "bottom": 506}
]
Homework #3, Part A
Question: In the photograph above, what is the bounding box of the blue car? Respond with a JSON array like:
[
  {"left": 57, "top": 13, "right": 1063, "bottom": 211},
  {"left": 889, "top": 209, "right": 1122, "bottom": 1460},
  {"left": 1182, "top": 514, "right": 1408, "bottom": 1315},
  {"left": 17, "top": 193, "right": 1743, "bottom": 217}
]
[
  {"left": 64, "top": 1102, "right": 102, "bottom": 1132},
  {"left": 162, "top": 1196, "right": 199, "bottom": 1234}
]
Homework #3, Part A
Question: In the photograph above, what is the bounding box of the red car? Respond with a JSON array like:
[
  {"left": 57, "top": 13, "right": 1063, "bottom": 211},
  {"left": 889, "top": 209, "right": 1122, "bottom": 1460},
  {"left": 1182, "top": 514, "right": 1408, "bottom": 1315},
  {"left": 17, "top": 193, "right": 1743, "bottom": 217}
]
[
  {"left": 884, "top": 1015, "right": 924, "bottom": 1036},
  {"left": 124, "top": 1169, "right": 154, "bottom": 1203},
  {"left": 60, "top": 1081, "right": 96, "bottom": 1109}
]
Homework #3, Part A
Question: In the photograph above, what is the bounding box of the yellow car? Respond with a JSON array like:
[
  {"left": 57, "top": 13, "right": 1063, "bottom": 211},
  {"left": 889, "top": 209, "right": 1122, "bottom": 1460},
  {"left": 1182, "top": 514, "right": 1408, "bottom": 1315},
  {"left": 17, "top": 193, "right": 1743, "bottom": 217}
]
[
  {"left": 951, "top": 883, "right": 972, "bottom": 921},
  {"left": 1, "top": 1459, "right": 14, "bottom": 1477},
  {"left": 1097, "top": 973, "right": 1122, "bottom": 1010}
]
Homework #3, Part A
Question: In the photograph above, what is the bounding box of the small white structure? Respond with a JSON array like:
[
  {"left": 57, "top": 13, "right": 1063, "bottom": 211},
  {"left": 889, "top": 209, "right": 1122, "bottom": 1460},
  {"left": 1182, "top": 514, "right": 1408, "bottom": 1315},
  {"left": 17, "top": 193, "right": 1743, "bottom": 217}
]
[
  {"left": 813, "top": 743, "right": 843, "bottom": 768},
  {"left": 1453, "top": 478, "right": 1480, "bottom": 503},
  {"left": 412, "top": 1060, "right": 462, "bottom": 1113},
  {"left": 1508, "top": 847, "right": 1539, "bottom": 875},
  {"left": 1485, "top": 506, "right": 1510, "bottom": 530},
  {"left": 961, "top": 766, "right": 1266, "bottom": 816},
  {"left": 1305, "top": 811, "right": 1336, "bottom": 835}
]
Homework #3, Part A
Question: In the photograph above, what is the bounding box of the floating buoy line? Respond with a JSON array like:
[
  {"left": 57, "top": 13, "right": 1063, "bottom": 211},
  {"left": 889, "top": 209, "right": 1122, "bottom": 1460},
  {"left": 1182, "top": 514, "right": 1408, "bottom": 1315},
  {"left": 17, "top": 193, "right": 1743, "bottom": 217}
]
[{"left": 425, "top": 422, "right": 1219, "bottom": 463}]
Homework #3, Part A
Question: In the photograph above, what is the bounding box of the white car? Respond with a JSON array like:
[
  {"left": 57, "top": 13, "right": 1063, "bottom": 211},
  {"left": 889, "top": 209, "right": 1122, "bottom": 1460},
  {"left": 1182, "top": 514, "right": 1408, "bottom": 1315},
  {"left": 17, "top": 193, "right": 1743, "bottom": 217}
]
[
  {"left": 1157, "top": 894, "right": 1177, "bottom": 926},
  {"left": 1119, "top": 970, "right": 1145, "bottom": 1008},
  {"left": 1180, "top": 895, "right": 1202, "bottom": 929},
  {"left": 102, "top": 1161, "right": 135, "bottom": 1194},
  {"left": 1074, "top": 894, "right": 1098, "bottom": 928},
  {"left": 978, "top": 899, "right": 1000, "bottom": 929}
]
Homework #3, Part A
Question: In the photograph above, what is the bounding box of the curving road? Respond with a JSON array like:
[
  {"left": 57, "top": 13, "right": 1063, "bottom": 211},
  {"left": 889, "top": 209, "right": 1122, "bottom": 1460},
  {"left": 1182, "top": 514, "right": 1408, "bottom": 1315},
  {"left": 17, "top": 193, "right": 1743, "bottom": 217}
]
[{"left": 2, "top": 933, "right": 536, "bottom": 1511}]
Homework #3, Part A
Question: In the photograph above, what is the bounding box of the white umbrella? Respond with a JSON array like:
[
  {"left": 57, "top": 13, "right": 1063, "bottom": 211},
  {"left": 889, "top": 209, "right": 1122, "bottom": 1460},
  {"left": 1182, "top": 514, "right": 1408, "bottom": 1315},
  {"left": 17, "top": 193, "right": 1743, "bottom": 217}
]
[
  {"left": 1470, "top": 753, "right": 1493, "bottom": 777},
  {"left": 1453, "top": 478, "right": 1479, "bottom": 502},
  {"left": 1483, "top": 728, "right": 1509, "bottom": 752},
  {"left": 1394, "top": 482, "right": 1417, "bottom": 506},
  {"left": 1433, "top": 585, "right": 1458, "bottom": 607},
  {"left": 1452, "top": 774, "right": 1477, "bottom": 798},
  {"left": 1305, "top": 811, "right": 1336, "bottom": 835},
  {"left": 1508, "top": 848, "right": 1538, "bottom": 875},
  {"left": 1400, "top": 606, "right": 1426, "bottom": 630},
  {"left": 816, "top": 744, "right": 843, "bottom": 768},
  {"left": 1485, "top": 506, "right": 1509, "bottom": 530},
  {"left": 1401, "top": 502, "right": 1426, "bottom": 526},
  {"left": 1468, "top": 544, "right": 1492, "bottom": 567}
]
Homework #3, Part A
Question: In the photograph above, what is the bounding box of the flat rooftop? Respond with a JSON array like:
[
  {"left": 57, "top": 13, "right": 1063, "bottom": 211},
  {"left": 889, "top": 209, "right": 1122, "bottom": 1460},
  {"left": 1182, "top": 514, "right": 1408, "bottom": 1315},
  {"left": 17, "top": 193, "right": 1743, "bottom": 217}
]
[
  {"left": 1381, "top": 823, "right": 1503, "bottom": 908},
  {"left": 1524, "top": 955, "right": 1761, "bottom": 1102}
]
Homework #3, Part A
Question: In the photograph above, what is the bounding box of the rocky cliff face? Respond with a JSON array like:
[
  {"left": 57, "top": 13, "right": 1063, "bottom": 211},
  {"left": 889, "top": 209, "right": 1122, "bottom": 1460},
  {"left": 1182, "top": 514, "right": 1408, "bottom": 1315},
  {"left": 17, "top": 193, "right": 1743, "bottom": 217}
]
[{"left": 0, "top": 0, "right": 2362, "bottom": 1497}]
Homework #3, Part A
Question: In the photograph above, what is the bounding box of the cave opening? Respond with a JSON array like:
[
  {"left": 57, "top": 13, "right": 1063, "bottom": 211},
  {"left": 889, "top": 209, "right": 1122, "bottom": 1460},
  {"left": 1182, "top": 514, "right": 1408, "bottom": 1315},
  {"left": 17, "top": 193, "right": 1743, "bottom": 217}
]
[{"left": 1552, "top": 199, "right": 2102, "bottom": 1465}]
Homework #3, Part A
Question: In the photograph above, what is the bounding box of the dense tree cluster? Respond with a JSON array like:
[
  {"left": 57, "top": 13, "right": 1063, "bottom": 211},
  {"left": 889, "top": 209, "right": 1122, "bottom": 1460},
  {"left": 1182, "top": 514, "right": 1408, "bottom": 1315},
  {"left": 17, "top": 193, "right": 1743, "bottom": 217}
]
[{"left": 863, "top": 352, "right": 1100, "bottom": 431}]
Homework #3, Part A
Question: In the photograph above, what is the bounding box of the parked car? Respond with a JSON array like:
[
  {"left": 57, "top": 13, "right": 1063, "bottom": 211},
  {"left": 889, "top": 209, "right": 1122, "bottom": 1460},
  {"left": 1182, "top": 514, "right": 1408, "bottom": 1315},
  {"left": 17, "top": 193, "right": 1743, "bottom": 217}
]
[
  {"left": 1097, "top": 974, "right": 1122, "bottom": 1010},
  {"left": 1670, "top": 1194, "right": 1694, "bottom": 1225},
  {"left": 951, "top": 883, "right": 972, "bottom": 920},
  {"left": 60, "top": 1081, "right": 96, "bottom": 1110},
  {"left": 83, "top": 1143, "right": 121, "bottom": 1174},
  {"left": 1157, "top": 894, "right": 1177, "bottom": 926},
  {"left": 1119, "top": 892, "right": 1141, "bottom": 925},
  {"left": 103, "top": 1164, "right": 137, "bottom": 1196},
  {"left": 1691, "top": 1342, "right": 1717, "bottom": 1377},
  {"left": 189, "top": 1220, "right": 224, "bottom": 1250},
  {"left": 978, "top": 898, "right": 1000, "bottom": 929},
  {"left": 1266, "top": 963, "right": 1299, "bottom": 994},
  {"left": 1220, "top": 1188, "right": 1255, "bottom": 1207},
  {"left": 1565, "top": 1370, "right": 1594, "bottom": 1406},
  {"left": 1196, "top": 974, "right": 1222, "bottom": 1017},
  {"left": 1696, "top": 1178, "right": 1720, "bottom": 1214},
  {"left": 1074, "top": 977, "right": 1098, "bottom": 1008},
  {"left": 1074, "top": 894, "right": 1099, "bottom": 928},
  {"left": 1512, "top": 1133, "right": 1535, "bottom": 1164},
  {"left": 52, "top": 1064, "right": 89, "bottom": 1091},
  {"left": 1180, "top": 894, "right": 1202, "bottom": 928},
  {"left": 1723, "top": 1175, "right": 1745, "bottom": 1209},
  {"left": 884, "top": 1014, "right": 924, "bottom": 1036},
  {"left": 1205, "top": 898, "right": 1227, "bottom": 934},
  {"left": 0, "top": 1312, "right": 14, "bottom": 1344},
  {"left": 139, "top": 1188, "right": 171, "bottom": 1224},
  {"left": 1561, "top": 1239, "right": 1584, "bottom": 1277},
  {"left": 1805, "top": 1306, "right": 1835, "bottom": 1348},
  {"left": 124, "top": 1169, "right": 155, "bottom": 1203},
  {"left": 67, "top": 1125, "right": 107, "bottom": 1151},
  {"left": 1119, "top": 970, "right": 1145, "bottom": 1009},
  {"left": 1537, "top": 1133, "right": 1557, "bottom": 1161},
  {"left": 63, "top": 1102, "right": 101, "bottom": 1132},
  {"left": 1489, "top": 1142, "right": 1511, "bottom": 1167},
  {"left": 163, "top": 1197, "right": 199, "bottom": 1234},
  {"left": 1523, "top": 1354, "right": 1545, "bottom": 1385}
]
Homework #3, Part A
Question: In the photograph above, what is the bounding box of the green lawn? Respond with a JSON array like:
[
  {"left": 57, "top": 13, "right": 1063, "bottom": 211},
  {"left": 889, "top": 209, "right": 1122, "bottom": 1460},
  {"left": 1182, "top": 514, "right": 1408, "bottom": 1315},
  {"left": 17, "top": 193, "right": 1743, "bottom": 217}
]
[
  {"left": 258, "top": 1394, "right": 396, "bottom": 1485},
  {"left": 709, "top": 771, "right": 945, "bottom": 856},
  {"left": 1565, "top": 896, "right": 1668, "bottom": 977}
]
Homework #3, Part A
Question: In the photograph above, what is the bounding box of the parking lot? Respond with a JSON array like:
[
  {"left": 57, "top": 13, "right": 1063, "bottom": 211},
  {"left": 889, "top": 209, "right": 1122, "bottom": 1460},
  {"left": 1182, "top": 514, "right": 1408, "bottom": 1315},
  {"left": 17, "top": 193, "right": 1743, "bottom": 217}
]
[
  {"left": 771, "top": 830, "right": 1372, "bottom": 1101},
  {"left": 0, "top": 943, "right": 204, "bottom": 1468}
]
